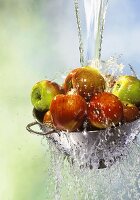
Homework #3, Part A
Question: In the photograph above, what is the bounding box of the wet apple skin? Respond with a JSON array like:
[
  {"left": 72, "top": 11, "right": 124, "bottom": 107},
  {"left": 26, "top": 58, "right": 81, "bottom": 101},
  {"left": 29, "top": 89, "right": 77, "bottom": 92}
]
[
  {"left": 43, "top": 110, "right": 52, "bottom": 124},
  {"left": 112, "top": 76, "right": 140, "bottom": 106},
  {"left": 63, "top": 67, "right": 105, "bottom": 101},
  {"left": 50, "top": 94, "right": 87, "bottom": 131},
  {"left": 122, "top": 102, "right": 140, "bottom": 122},
  {"left": 31, "top": 80, "right": 64, "bottom": 111},
  {"left": 87, "top": 92, "right": 124, "bottom": 129}
]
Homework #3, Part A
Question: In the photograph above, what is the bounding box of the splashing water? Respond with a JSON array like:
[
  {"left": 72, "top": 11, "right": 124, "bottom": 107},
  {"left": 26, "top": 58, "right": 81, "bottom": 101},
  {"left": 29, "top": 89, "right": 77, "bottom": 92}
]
[
  {"left": 27, "top": 1, "right": 140, "bottom": 199},
  {"left": 34, "top": 102, "right": 140, "bottom": 199},
  {"left": 51, "top": 2, "right": 139, "bottom": 200},
  {"left": 45, "top": 135, "right": 140, "bottom": 200},
  {"left": 41, "top": 1, "right": 140, "bottom": 199}
]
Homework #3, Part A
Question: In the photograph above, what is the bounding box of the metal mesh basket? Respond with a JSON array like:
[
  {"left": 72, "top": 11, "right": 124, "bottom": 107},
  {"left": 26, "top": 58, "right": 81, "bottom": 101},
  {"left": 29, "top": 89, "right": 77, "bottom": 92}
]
[{"left": 26, "top": 109, "right": 140, "bottom": 169}]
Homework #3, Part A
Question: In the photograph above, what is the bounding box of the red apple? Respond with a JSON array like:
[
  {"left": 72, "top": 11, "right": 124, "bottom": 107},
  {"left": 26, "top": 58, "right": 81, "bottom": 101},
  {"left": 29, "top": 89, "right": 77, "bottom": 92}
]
[
  {"left": 50, "top": 94, "right": 87, "bottom": 131},
  {"left": 63, "top": 68, "right": 80, "bottom": 93},
  {"left": 122, "top": 102, "right": 139, "bottom": 122},
  {"left": 63, "top": 66, "right": 105, "bottom": 101},
  {"left": 43, "top": 110, "right": 52, "bottom": 124},
  {"left": 87, "top": 92, "right": 123, "bottom": 129}
]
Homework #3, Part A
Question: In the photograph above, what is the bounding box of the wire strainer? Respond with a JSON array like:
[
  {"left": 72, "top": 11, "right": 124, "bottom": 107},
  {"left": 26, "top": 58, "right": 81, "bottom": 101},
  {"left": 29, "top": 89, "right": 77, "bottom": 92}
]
[{"left": 26, "top": 108, "right": 140, "bottom": 169}]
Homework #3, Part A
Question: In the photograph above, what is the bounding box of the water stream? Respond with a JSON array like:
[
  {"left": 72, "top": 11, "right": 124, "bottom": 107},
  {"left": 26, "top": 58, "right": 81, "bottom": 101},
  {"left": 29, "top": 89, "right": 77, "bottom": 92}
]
[
  {"left": 74, "top": 0, "right": 85, "bottom": 66},
  {"left": 84, "top": 0, "right": 109, "bottom": 61},
  {"left": 74, "top": 0, "right": 109, "bottom": 64}
]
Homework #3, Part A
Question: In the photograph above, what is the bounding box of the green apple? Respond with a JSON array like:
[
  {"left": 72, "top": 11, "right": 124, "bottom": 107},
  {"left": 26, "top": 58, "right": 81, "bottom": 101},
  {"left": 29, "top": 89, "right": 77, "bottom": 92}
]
[
  {"left": 112, "top": 75, "right": 140, "bottom": 106},
  {"left": 31, "top": 80, "right": 63, "bottom": 111}
]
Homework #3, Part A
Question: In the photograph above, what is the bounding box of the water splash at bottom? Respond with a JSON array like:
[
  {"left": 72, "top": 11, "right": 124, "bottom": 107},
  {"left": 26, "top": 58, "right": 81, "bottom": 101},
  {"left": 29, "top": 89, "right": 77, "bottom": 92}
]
[{"left": 44, "top": 134, "right": 140, "bottom": 200}]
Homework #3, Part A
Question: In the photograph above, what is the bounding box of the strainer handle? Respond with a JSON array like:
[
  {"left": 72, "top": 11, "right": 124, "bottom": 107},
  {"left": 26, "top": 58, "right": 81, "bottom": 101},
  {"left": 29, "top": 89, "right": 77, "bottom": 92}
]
[{"left": 26, "top": 121, "right": 54, "bottom": 136}]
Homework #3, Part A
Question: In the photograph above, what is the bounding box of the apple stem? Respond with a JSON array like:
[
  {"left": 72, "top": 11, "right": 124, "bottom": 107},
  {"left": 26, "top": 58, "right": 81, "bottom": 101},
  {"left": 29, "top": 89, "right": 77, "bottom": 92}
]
[{"left": 129, "top": 64, "right": 137, "bottom": 78}]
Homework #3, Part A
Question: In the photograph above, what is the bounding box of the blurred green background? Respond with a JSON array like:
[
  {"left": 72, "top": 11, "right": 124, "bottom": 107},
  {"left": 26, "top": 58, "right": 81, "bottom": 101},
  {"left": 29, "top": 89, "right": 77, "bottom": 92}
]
[
  {"left": 0, "top": 1, "right": 79, "bottom": 199},
  {"left": 0, "top": 1, "right": 140, "bottom": 200},
  {"left": 0, "top": 1, "right": 50, "bottom": 200}
]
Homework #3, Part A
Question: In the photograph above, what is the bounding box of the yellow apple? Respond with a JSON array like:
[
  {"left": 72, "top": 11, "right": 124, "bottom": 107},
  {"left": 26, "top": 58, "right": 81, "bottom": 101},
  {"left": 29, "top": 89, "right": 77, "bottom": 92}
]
[{"left": 112, "top": 75, "right": 140, "bottom": 106}]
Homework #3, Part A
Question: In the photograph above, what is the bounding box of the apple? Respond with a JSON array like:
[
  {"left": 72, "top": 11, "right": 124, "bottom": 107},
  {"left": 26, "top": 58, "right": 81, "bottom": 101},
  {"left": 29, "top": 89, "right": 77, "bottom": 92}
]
[
  {"left": 31, "top": 80, "right": 63, "bottom": 111},
  {"left": 43, "top": 110, "right": 52, "bottom": 124},
  {"left": 63, "top": 66, "right": 105, "bottom": 101},
  {"left": 112, "top": 75, "right": 140, "bottom": 106},
  {"left": 50, "top": 94, "right": 87, "bottom": 131},
  {"left": 63, "top": 67, "right": 80, "bottom": 93},
  {"left": 87, "top": 92, "right": 123, "bottom": 129},
  {"left": 122, "top": 101, "right": 139, "bottom": 122}
]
